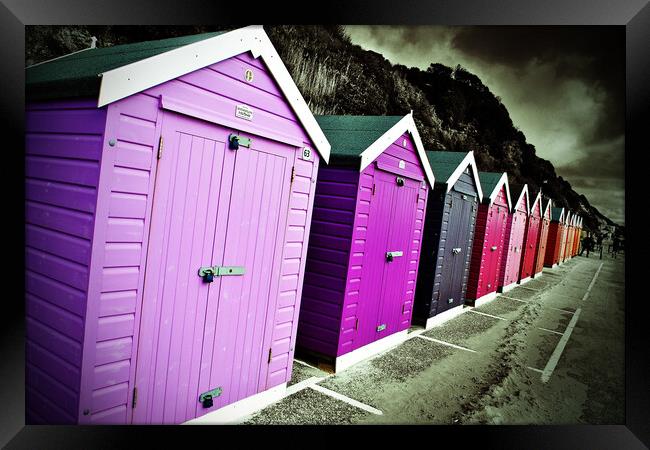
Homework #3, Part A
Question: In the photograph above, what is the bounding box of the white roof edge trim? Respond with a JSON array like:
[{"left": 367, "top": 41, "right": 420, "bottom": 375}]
[
  {"left": 359, "top": 114, "right": 436, "bottom": 188},
  {"left": 97, "top": 25, "right": 331, "bottom": 162},
  {"left": 514, "top": 184, "right": 530, "bottom": 214},
  {"left": 444, "top": 151, "right": 484, "bottom": 203},
  {"left": 530, "top": 190, "right": 542, "bottom": 216},
  {"left": 488, "top": 172, "right": 512, "bottom": 209}
]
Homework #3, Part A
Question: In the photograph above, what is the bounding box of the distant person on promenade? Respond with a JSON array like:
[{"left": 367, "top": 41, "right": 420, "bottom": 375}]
[{"left": 580, "top": 234, "right": 593, "bottom": 257}]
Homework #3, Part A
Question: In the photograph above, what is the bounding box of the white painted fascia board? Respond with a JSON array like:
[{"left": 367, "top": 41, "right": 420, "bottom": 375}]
[
  {"left": 359, "top": 113, "right": 436, "bottom": 188},
  {"left": 444, "top": 151, "right": 484, "bottom": 202},
  {"left": 97, "top": 25, "right": 331, "bottom": 162},
  {"left": 543, "top": 198, "right": 552, "bottom": 219},
  {"left": 488, "top": 172, "right": 512, "bottom": 209},
  {"left": 515, "top": 184, "right": 529, "bottom": 214},
  {"left": 530, "top": 190, "right": 542, "bottom": 216}
]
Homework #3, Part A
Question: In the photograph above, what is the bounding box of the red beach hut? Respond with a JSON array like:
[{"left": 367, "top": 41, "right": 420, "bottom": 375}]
[
  {"left": 544, "top": 207, "right": 565, "bottom": 267},
  {"left": 497, "top": 183, "right": 529, "bottom": 292},
  {"left": 297, "top": 114, "right": 435, "bottom": 372},
  {"left": 466, "top": 172, "right": 512, "bottom": 306},
  {"left": 559, "top": 211, "right": 572, "bottom": 263},
  {"left": 534, "top": 198, "right": 552, "bottom": 276},
  {"left": 25, "top": 26, "right": 332, "bottom": 425},
  {"left": 519, "top": 189, "right": 542, "bottom": 283}
]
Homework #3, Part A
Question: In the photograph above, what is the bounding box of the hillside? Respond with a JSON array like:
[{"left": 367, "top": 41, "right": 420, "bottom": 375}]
[{"left": 25, "top": 25, "right": 615, "bottom": 231}]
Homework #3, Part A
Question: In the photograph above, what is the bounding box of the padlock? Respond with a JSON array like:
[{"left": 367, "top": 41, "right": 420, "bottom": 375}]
[
  {"left": 228, "top": 134, "right": 240, "bottom": 150},
  {"left": 202, "top": 394, "right": 213, "bottom": 408}
]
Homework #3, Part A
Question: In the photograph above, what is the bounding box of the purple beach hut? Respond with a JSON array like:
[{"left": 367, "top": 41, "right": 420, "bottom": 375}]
[
  {"left": 25, "top": 26, "right": 331, "bottom": 424},
  {"left": 296, "top": 114, "right": 435, "bottom": 372}
]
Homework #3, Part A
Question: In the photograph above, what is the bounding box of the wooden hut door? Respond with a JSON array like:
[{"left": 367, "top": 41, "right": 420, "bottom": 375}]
[
  {"left": 435, "top": 191, "right": 464, "bottom": 314},
  {"left": 448, "top": 193, "right": 476, "bottom": 309},
  {"left": 357, "top": 169, "right": 417, "bottom": 348},
  {"left": 132, "top": 112, "right": 292, "bottom": 424}
]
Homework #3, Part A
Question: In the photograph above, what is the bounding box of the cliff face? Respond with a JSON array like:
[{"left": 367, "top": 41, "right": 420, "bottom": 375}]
[{"left": 25, "top": 25, "right": 615, "bottom": 230}]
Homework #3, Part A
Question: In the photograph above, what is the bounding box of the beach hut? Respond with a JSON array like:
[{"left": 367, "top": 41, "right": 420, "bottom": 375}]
[
  {"left": 534, "top": 198, "right": 552, "bottom": 276},
  {"left": 413, "top": 151, "right": 482, "bottom": 328},
  {"left": 25, "top": 26, "right": 332, "bottom": 425},
  {"left": 565, "top": 214, "right": 576, "bottom": 260},
  {"left": 465, "top": 172, "right": 512, "bottom": 306},
  {"left": 519, "top": 189, "right": 542, "bottom": 283},
  {"left": 544, "top": 207, "right": 565, "bottom": 267},
  {"left": 559, "top": 211, "right": 572, "bottom": 263},
  {"left": 497, "top": 183, "right": 529, "bottom": 292},
  {"left": 573, "top": 216, "right": 582, "bottom": 255},
  {"left": 297, "top": 114, "right": 434, "bottom": 372}
]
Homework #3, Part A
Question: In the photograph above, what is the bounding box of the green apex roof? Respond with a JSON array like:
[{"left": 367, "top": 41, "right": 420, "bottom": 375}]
[
  {"left": 425, "top": 151, "right": 469, "bottom": 184},
  {"left": 551, "top": 207, "right": 564, "bottom": 221},
  {"left": 314, "top": 115, "right": 404, "bottom": 163},
  {"left": 478, "top": 171, "right": 504, "bottom": 196},
  {"left": 26, "top": 31, "right": 227, "bottom": 101}
]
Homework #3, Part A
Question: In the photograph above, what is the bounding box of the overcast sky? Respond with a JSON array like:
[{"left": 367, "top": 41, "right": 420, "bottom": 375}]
[{"left": 345, "top": 26, "right": 625, "bottom": 225}]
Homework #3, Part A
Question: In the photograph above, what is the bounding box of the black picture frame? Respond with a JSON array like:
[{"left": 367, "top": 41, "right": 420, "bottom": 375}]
[{"left": 1, "top": 1, "right": 647, "bottom": 448}]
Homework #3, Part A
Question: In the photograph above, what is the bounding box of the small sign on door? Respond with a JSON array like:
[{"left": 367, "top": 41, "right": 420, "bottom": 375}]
[
  {"left": 302, "top": 147, "right": 312, "bottom": 161},
  {"left": 235, "top": 104, "right": 253, "bottom": 121}
]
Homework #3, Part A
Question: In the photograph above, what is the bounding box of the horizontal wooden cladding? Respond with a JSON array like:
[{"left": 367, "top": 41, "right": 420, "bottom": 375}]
[
  {"left": 95, "top": 337, "right": 133, "bottom": 366},
  {"left": 26, "top": 223, "right": 92, "bottom": 266},
  {"left": 26, "top": 200, "right": 95, "bottom": 240},
  {"left": 91, "top": 382, "right": 129, "bottom": 415},
  {"left": 26, "top": 293, "right": 84, "bottom": 342},
  {"left": 26, "top": 387, "right": 76, "bottom": 424},
  {"left": 26, "top": 362, "right": 79, "bottom": 418},
  {"left": 26, "top": 108, "right": 107, "bottom": 135},
  {"left": 96, "top": 314, "right": 135, "bottom": 342},
  {"left": 26, "top": 247, "right": 89, "bottom": 292},
  {"left": 26, "top": 317, "right": 82, "bottom": 368},
  {"left": 26, "top": 178, "right": 97, "bottom": 214},
  {"left": 26, "top": 155, "right": 101, "bottom": 188}
]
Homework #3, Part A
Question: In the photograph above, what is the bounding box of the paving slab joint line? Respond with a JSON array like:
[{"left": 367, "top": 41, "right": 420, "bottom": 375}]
[
  {"left": 416, "top": 334, "right": 479, "bottom": 353},
  {"left": 527, "top": 366, "right": 544, "bottom": 374},
  {"left": 308, "top": 384, "right": 383, "bottom": 415},
  {"left": 467, "top": 309, "right": 508, "bottom": 321},
  {"left": 537, "top": 327, "right": 564, "bottom": 336},
  {"left": 499, "top": 295, "right": 530, "bottom": 303}
]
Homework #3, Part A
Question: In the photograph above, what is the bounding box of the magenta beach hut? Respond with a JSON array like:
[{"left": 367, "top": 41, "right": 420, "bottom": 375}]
[
  {"left": 25, "top": 26, "right": 331, "bottom": 424},
  {"left": 497, "top": 183, "right": 529, "bottom": 293},
  {"left": 297, "top": 114, "right": 435, "bottom": 372}
]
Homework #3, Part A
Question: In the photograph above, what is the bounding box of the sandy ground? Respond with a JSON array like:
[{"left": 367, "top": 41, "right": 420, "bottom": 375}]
[{"left": 244, "top": 252, "right": 624, "bottom": 425}]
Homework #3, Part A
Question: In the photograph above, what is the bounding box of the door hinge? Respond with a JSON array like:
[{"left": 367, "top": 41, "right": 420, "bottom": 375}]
[
  {"left": 157, "top": 136, "right": 164, "bottom": 159},
  {"left": 132, "top": 387, "right": 137, "bottom": 409},
  {"left": 267, "top": 348, "right": 273, "bottom": 364},
  {"left": 290, "top": 166, "right": 295, "bottom": 184},
  {"left": 402, "top": 304, "right": 406, "bottom": 314},
  {"left": 355, "top": 318, "right": 359, "bottom": 330},
  {"left": 372, "top": 183, "right": 376, "bottom": 196}
]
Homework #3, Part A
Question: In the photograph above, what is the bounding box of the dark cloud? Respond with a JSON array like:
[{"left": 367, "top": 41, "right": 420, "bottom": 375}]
[
  {"left": 451, "top": 26, "right": 625, "bottom": 144},
  {"left": 345, "top": 25, "right": 625, "bottom": 224}
]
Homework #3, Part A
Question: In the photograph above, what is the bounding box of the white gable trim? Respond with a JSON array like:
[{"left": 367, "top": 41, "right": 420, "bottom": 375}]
[
  {"left": 487, "top": 172, "right": 512, "bottom": 209},
  {"left": 358, "top": 113, "right": 436, "bottom": 188},
  {"left": 97, "top": 25, "right": 331, "bottom": 162},
  {"left": 444, "top": 151, "right": 484, "bottom": 202},
  {"left": 513, "top": 184, "right": 530, "bottom": 214},
  {"left": 556, "top": 208, "right": 565, "bottom": 223},
  {"left": 542, "top": 199, "right": 552, "bottom": 219},
  {"left": 530, "top": 190, "right": 542, "bottom": 217},
  {"left": 564, "top": 210, "right": 572, "bottom": 225}
]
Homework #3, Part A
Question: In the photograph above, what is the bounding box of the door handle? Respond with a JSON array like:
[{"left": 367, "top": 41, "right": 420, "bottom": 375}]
[
  {"left": 198, "top": 265, "right": 245, "bottom": 282},
  {"left": 386, "top": 251, "right": 403, "bottom": 262},
  {"left": 490, "top": 246, "right": 498, "bottom": 251},
  {"left": 452, "top": 247, "right": 462, "bottom": 255}
]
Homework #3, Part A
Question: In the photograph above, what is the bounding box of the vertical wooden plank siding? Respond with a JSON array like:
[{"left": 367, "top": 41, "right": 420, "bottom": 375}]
[
  {"left": 498, "top": 191, "right": 527, "bottom": 289},
  {"left": 25, "top": 99, "right": 107, "bottom": 424}
]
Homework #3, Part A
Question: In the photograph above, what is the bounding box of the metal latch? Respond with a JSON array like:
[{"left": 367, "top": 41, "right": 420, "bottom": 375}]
[
  {"left": 199, "top": 387, "right": 223, "bottom": 408},
  {"left": 386, "top": 251, "right": 403, "bottom": 262},
  {"left": 376, "top": 324, "right": 387, "bottom": 332},
  {"left": 452, "top": 247, "right": 462, "bottom": 255},
  {"left": 490, "top": 246, "right": 498, "bottom": 251},
  {"left": 228, "top": 134, "right": 252, "bottom": 150},
  {"left": 198, "top": 265, "right": 245, "bottom": 283},
  {"left": 396, "top": 176, "right": 405, "bottom": 187}
]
